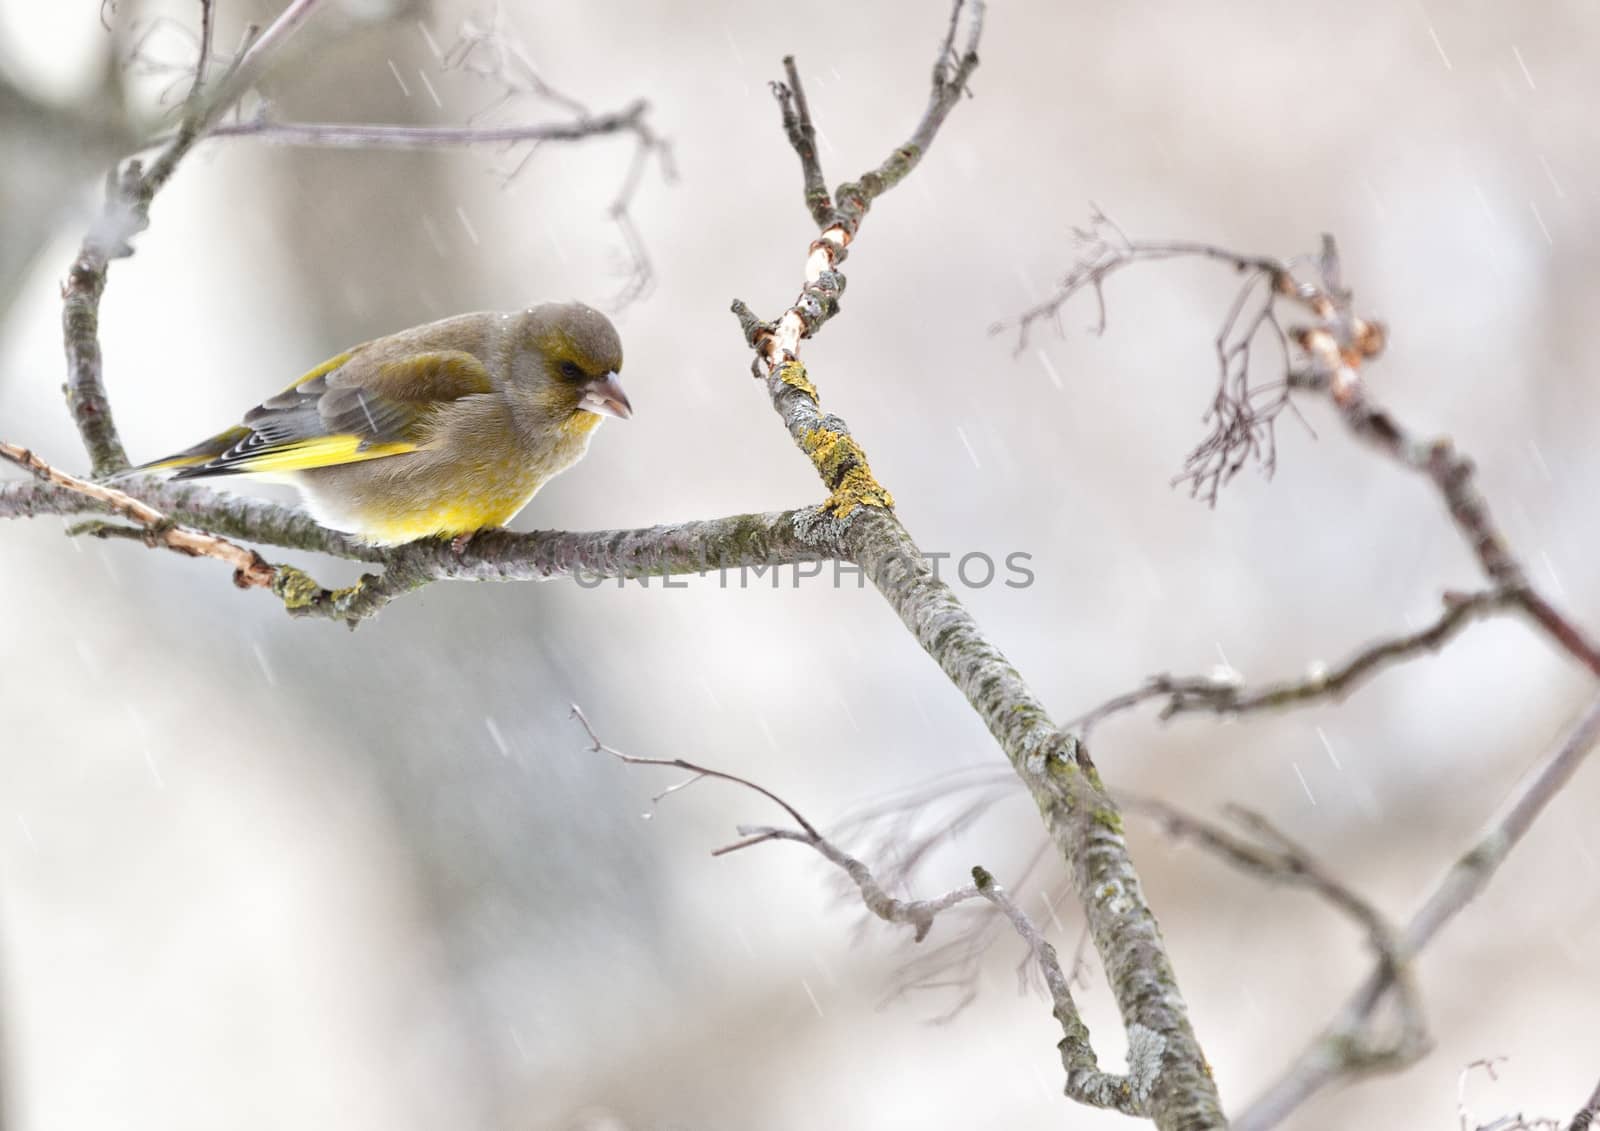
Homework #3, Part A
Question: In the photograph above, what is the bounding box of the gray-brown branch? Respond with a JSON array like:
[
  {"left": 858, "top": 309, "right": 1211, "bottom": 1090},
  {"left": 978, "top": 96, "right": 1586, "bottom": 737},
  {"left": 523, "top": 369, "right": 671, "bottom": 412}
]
[
  {"left": 729, "top": 8, "right": 1224, "bottom": 1125},
  {"left": 579, "top": 708, "right": 1148, "bottom": 1117},
  {"left": 1, "top": 472, "right": 842, "bottom": 626},
  {"left": 1234, "top": 693, "right": 1600, "bottom": 1130},
  {"left": 1067, "top": 589, "right": 1513, "bottom": 733}
]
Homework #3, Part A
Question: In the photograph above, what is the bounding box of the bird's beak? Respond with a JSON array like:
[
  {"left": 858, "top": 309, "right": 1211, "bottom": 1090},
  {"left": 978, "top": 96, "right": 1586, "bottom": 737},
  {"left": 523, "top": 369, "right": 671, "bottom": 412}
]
[{"left": 578, "top": 371, "right": 633, "bottom": 420}]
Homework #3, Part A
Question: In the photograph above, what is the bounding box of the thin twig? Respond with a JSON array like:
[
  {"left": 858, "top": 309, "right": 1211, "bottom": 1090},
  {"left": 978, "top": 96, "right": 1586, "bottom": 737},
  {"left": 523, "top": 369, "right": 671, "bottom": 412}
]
[
  {"left": 571, "top": 705, "right": 818, "bottom": 839},
  {"left": 770, "top": 56, "right": 835, "bottom": 229},
  {"left": 66, "top": 0, "right": 327, "bottom": 476},
  {"left": 204, "top": 0, "right": 323, "bottom": 120},
  {"left": 1569, "top": 1075, "right": 1600, "bottom": 1131},
  {"left": 1236, "top": 693, "right": 1600, "bottom": 1130},
  {"left": 1289, "top": 362, "right": 1600, "bottom": 678},
  {"left": 1066, "top": 589, "right": 1514, "bottom": 734},
  {"left": 197, "top": 102, "right": 649, "bottom": 148},
  {"left": 440, "top": 7, "right": 671, "bottom": 306},
  {"left": 577, "top": 706, "right": 1146, "bottom": 1116},
  {"left": 1015, "top": 221, "right": 1600, "bottom": 679},
  {"left": 1122, "top": 794, "right": 1428, "bottom": 1070},
  {"left": 973, "top": 867, "right": 1151, "bottom": 1116},
  {"left": 0, "top": 441, "right": 273, "bottom": 588}
]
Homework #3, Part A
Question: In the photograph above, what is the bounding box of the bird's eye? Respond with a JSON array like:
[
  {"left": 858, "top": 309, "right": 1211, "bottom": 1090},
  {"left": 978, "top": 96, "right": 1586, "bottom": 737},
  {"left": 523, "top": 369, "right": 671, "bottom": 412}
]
[{"left": 559, "top": 359, "right": 585, "bottom": 381}]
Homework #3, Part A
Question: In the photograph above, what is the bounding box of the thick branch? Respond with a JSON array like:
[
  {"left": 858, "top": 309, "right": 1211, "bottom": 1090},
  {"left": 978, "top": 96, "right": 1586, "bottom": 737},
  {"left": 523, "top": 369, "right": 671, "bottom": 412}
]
[
  {"left": 1235, "top": 693, "right": 1600, "bottom": 1130},
  {"left": 852, "top": 510, "right": 1221, "bottom": 1127},
  {"left": 732, "top": 9, "right": 1222, "bottom": 1125},
  {"left": 3, "top": 471, "right": 843, "bottom": 625},
  {"left": 269, "top": 506, "right": 850, "bottom": 626}
]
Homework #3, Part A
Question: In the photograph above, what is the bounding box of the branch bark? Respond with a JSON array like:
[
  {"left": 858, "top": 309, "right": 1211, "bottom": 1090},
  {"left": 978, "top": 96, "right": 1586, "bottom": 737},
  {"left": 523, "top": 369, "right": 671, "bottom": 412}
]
[
  {"left": 1, "top": 472, "right": 843, "bottom": 626},
  {"left": 726, "top": 9, "right": 1225, "bottom": 1125},
  {"left": 1067, "top": 589, "right": 1513, "bottom": 733},
  {"left": 578, "top": 708, "right": 1152, "bottom": 1117},
  {"left": 0, "top": 441, "right": 274, "bottom": 589},
  {"left": 1234, "top": 693, "right": 1600, "bottom": 1130}
]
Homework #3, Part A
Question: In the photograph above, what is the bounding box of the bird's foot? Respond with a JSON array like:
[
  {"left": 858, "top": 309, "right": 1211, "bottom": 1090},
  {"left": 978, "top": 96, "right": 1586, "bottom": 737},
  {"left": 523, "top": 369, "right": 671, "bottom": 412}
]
[{"left": 449, "top": 528, "right": 507, "bottom": 556}]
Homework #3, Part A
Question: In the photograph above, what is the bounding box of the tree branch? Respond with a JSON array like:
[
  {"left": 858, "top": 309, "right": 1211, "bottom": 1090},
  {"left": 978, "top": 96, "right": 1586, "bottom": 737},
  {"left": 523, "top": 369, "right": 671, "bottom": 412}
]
[
  {"left": 1290, "top": 363, "right": 1600, "bottom": 678},
  {"left": 2, "top": 469, "right": 844, "bottom": 626},
  {"left": 771, "top": 56, "right": 834, "bottom": 229},
  {"left": 1569, "top": 1076, "right": 1600, "bottom": 1131},
  {"left": 1015, "top": 220, "right": 1600, "bottom": 682},
  {"left": 1066, "top": 589, "right": 1514, "bottom": 734},
  {"left": 0, "top": 441, "right": 274, "bottom": 589},
  {"left": 728, "top": 8, "right": 1224, "bottom": 1125},
  {"left": 972, "top": 866, "right": 1155, "bottom": 1117},
  {"left": 577, "top": 709, "right": 1150, "bottom": 1117},
  {"left": 1234, "top": 693, "right": 1600, "bottom": 1130},
  {"left": 66, "top": 0, "right": 328, "bottom": 476},
  {"left": 196, "top": 100, "right": 650, "bottom": 149}
]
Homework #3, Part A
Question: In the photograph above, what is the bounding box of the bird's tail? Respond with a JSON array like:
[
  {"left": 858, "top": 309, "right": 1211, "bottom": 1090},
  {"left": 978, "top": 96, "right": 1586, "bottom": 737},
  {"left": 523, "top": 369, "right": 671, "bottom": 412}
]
[{"left": 108, "top": 426, "right": 251, "bottom": 481}]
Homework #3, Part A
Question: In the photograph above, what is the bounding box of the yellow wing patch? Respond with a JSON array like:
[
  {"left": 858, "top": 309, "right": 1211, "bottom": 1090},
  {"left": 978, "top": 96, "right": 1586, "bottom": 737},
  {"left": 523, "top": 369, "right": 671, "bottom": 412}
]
[
  {"left": 289, "top": 350, "right": 355, "bottom": 391},
  {"left": 219, "top": 434, "right": 418, "bottom": 474}
]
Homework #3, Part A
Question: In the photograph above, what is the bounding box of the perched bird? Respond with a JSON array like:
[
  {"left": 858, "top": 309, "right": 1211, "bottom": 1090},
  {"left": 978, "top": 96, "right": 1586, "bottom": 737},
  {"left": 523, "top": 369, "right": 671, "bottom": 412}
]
[{"left": 133, "top": 302, "right": 631, "bottom": 546}]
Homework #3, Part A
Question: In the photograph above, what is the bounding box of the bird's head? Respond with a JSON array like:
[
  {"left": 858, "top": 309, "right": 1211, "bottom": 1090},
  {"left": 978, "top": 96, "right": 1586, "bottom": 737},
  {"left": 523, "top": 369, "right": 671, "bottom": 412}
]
[{"left": 511, "top": 302, "right": 631, "bottom": 429}]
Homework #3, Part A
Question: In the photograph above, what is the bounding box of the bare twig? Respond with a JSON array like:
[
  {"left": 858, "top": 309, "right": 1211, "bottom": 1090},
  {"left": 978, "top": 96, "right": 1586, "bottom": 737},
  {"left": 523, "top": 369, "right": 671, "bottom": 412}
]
[
  {"left": 67, "top": 0, "right": 327, "bottom": 476},
  {"left": 1123, "top": 798, "right": 1401, "bottom": 952},
  {"left": 821, "top": 767, "right": 1074, "bottom": 1018},
  {"left": 1236, "top": 693, "right": 1600, "bottom": 1130},
  {"left": 197, "top": 101, "right": 650, "bottom": 149},
  {"left": 1066, "top": 589, "right": 1514, "bottom": 734},
  {"left": 440, "top": 6, "right": 672, "bottom": 306},
  {"left": 572, "top": 705, "right": 819, "bottom": 840},
  {"left": 1455, "top": 1057, "right": 1565, "bottom": 1131},
  {"left": 972, "top": 867, "right": 1152, "bottom": 1117},
  {"left": 996, "top": 213, "right": 1351, "bottom": 504},
  {"left": 1123, "top": 795, "right": 1428, "bottom": 1069},
  {"left": 1289, "top": 360, "right": 1600, "bottom": 678},
  {"left": 1014, "top": 220, "right": 1600, "bottom": 680},
  {"left": 576, "top": 708, "right": 1148, "bottom": 1116},
  {"left": 1569, "top": 1075, "right": 1600, "bottom": 1131},
  {"left": 771, "top": 56, "right": 834, "bottom": 229},
  {"left": 1, "top": 441, "right": 273, "bottom": 589},
  {"left": 205, "top": 0, "right": 322, "bottom": 119},
  {"left": 742, "top": 0, "right": 985, "bottom": 371}
]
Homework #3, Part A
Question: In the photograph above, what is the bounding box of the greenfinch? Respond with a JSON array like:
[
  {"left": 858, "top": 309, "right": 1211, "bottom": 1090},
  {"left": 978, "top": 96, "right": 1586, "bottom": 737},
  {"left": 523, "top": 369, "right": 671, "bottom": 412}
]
[{"left": 133, "top": 302, "right": 631, "bottom": 545}]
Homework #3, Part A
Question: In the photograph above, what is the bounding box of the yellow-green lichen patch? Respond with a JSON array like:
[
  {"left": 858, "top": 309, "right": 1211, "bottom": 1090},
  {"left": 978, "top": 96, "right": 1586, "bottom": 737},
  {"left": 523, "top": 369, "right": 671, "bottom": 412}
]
[
  {"left": 1092, "top": 807, "right": 1125, "bottom": 835},
  {"left": 801, "top": 427, "right": 894, "bottom": 517},
  {"left": 827, "top": 467, "right": 894, "bottom": 517},
  {"left": 775, "top": 360, "right": 819, "bottom": 402},
  {"left": 271, "top": 564, "right": 328, "bottom": 610}
]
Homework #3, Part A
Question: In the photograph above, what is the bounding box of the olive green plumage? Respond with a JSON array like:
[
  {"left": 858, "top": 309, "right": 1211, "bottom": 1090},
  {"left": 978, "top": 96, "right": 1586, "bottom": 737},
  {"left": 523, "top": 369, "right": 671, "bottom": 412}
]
[{"left": 135, "top": 302, "right": 632, "bottom": 545}]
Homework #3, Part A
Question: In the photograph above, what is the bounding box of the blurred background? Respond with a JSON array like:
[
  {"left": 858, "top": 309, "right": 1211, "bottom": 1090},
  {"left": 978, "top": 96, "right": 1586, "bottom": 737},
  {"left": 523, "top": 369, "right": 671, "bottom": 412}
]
[{"left": 2, "top": 1, "right": 1598, "bottom": 1127}]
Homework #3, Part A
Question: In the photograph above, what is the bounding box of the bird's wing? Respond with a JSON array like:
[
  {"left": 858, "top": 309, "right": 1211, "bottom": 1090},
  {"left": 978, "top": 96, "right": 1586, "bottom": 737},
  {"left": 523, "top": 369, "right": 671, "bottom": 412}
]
[{"left": 141, "top": 349, "right": 495, "bottom": 478}]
